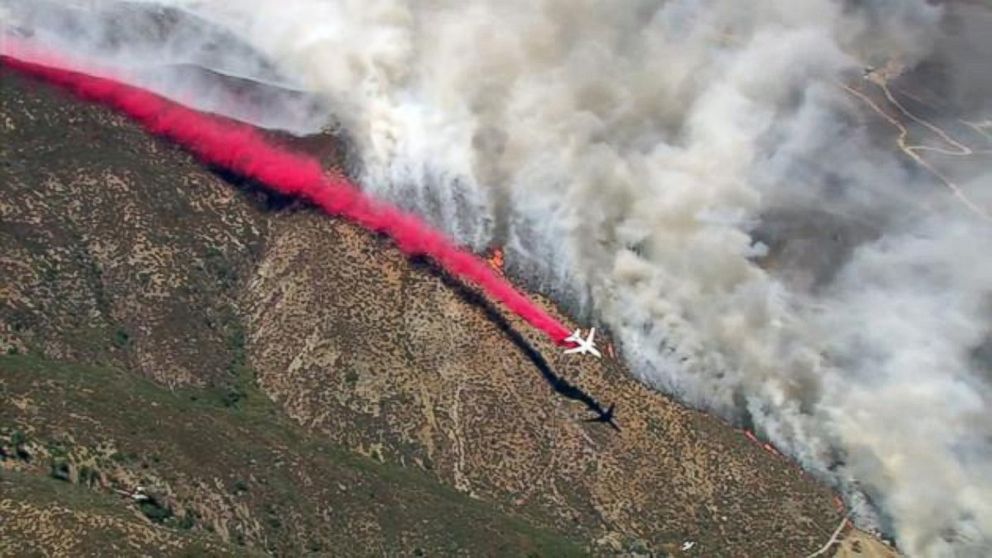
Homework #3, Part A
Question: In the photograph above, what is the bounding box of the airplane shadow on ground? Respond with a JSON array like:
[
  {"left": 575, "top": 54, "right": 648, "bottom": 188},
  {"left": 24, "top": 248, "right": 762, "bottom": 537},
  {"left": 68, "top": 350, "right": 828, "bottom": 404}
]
[
  {"left": 202, "top": 168, "right": 619, "bottom": 428},
  {"left": 418, "top": 258, "right": 615, "bottom": 427}
]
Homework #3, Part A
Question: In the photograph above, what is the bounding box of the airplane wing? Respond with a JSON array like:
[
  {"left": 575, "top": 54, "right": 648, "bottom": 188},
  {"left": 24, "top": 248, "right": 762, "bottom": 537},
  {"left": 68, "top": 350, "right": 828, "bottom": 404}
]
[
  {"left": 563, "top": 346, "right": 585, "bottom": 354},
  {"left": 563, "top": 329, "right": 582, "bottom": 344}
]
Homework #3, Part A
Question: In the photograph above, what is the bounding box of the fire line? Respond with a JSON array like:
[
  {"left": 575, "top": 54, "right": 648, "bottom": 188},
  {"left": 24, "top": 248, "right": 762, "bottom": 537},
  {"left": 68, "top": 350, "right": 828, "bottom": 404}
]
[{"left": 0, "top": 47, "right": 573, "bottom": 344}]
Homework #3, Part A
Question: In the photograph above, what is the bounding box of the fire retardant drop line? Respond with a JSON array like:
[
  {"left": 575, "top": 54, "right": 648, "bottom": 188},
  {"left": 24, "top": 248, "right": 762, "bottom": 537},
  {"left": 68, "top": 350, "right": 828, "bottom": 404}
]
[{"left": 0, "top": 52, "right": 573, "bottom": 344}]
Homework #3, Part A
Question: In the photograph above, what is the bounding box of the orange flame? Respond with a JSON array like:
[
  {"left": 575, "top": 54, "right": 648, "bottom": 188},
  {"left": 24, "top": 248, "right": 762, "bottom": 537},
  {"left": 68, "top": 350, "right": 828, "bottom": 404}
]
[
  {"left": 606, "top": 342, "right": 616, "bottom": 359},
  {"left": 487, "top": 247, "right": 505, "bottom": 275},
  {"left": 743, "top": 430, "right": 783, "bottom": 457}
]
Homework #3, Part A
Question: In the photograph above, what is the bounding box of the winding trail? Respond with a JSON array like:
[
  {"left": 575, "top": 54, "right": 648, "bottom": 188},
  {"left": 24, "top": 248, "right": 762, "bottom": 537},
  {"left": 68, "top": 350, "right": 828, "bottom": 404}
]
[{"left": 840, "top": 76, "right": 991, "bottom": 221}]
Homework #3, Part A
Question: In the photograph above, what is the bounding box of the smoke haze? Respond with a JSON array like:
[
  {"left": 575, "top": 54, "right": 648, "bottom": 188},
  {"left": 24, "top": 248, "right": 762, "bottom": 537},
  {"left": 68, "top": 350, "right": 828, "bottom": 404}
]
[
  {"left": 4, "top": 1, "right": 991, "bottom": 555},
  {"left": 1, "top": 0, "right": 332, "bottom": 133}
]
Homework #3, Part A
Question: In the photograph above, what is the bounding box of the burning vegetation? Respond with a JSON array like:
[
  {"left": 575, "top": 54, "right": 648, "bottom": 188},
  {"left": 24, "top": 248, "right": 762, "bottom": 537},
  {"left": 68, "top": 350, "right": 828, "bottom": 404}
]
[{"left": 486, "top": 246, "right": 505, "bottom": 275}]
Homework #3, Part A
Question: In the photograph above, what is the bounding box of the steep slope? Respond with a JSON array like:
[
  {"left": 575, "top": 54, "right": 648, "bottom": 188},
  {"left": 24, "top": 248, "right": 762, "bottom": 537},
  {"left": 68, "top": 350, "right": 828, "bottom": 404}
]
[
  {"left": 0, "top": 66, "right": 888, "bottom": 556},
  {"left": 1, "top": 70, "right": 584, "bottom": 556}
]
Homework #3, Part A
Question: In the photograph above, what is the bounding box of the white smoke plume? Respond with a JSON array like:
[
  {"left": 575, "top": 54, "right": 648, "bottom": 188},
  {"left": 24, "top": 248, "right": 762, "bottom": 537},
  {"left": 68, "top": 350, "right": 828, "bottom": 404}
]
[
  {"left": 4, "top": 1, "right": 991, "bottom": 555},
  {"left": 1, "top": 0, "right": 333, "bottom": 133}
]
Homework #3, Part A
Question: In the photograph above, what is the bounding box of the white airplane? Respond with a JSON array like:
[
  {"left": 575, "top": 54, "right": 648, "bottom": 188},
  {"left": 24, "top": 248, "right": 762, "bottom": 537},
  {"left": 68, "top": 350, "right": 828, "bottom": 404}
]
[
  {"left": 681, "top": 540, "right": 696, "bottom": 551},
  {"left": 563, "top": 328, "right": 601, "bottom": 358}
]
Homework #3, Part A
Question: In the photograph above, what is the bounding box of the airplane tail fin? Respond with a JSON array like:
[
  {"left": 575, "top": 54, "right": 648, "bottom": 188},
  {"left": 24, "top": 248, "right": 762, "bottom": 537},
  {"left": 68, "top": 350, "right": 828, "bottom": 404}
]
[
  {"left": 583, "top": 404, "right": 620, "bottom": 431},
  {"left": 605, "top": 404, "right": 620, "bottom": 431}
]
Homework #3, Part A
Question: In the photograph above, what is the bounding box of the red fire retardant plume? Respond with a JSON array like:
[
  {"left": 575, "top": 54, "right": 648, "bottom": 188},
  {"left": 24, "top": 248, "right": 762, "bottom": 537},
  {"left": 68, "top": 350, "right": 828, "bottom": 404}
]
[{"left": 0, "top": 52, "right": 572, "bottom": 344}]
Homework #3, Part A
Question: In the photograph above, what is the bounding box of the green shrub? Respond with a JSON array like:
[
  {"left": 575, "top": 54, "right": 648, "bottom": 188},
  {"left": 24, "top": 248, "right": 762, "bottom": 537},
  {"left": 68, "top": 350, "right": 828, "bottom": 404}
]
[
  {"left": 78, "top": 465, "right": 97, "bottom": 485},
  {"left": 221, "top": 386, "right": 246, "bottom": 408},
  {"left": 10, "top": 430, "right": 27, "bottom": 448},
  {"left": 49, "top": 458, "right": 71, "bottom": 481},
  {"left": 177, "top": 512, "right": 196, "bottom": 530},
  {"left": 139, "top": 499, "right": 173, "bottom": 523},
  {"left": 113, "top": 328, "right": 131, "bottom": 348}
]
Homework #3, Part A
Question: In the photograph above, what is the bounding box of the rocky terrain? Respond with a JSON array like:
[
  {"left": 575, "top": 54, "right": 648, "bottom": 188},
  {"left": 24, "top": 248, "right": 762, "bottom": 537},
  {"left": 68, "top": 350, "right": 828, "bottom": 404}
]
[{"left": 0, "top": 66, "right": 894, "bottom": 556}]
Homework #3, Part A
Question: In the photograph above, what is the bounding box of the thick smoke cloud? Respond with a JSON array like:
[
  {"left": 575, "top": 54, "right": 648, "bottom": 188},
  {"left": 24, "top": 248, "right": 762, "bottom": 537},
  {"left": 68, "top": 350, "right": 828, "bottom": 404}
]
[
  {"left": 4, "top": 1, "right": 991, "bottom": 555},
  {"left": 1, "top": 0, "right": 332, "bottom": 133}
]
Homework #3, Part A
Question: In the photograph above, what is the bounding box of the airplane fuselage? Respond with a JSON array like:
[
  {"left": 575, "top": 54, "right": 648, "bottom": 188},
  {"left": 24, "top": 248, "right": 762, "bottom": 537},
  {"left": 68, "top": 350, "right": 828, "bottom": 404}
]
[{"left": 563, "top": 327, "right": 601, "bottom": 358}]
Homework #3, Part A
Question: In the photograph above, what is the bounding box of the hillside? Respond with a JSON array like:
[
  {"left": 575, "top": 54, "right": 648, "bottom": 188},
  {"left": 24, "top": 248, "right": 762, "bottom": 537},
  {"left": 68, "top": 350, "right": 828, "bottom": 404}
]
[{"left": 0, "top": 66, "right": 889, "bottom": 556}]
